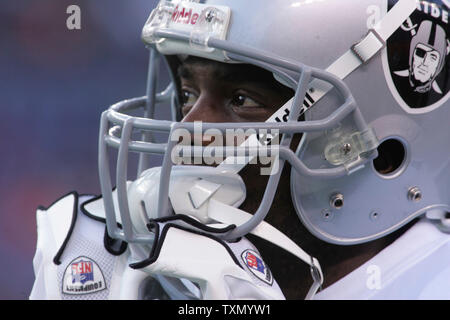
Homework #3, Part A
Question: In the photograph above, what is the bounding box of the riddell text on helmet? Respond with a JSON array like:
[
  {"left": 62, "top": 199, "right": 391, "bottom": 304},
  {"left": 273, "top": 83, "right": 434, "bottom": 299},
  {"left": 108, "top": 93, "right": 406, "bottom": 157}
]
[{"left": 171, "top": 5, "right": 201, "bottom": 25}]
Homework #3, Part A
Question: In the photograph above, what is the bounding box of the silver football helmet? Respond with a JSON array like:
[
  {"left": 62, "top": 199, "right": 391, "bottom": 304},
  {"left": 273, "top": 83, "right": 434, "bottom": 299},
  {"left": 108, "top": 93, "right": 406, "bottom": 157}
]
[{"left": 98, "top": 0, "right": 450, "bottom": 251}]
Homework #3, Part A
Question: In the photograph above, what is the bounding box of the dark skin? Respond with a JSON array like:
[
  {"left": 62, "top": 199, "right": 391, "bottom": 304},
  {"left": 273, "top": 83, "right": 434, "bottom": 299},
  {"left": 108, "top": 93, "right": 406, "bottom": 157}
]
[
  {"left": 177, "top": 56, "right": 292, "bottom": 123},
  {"left": 175, "top": 56, "right": 416, "bottom": 299}
]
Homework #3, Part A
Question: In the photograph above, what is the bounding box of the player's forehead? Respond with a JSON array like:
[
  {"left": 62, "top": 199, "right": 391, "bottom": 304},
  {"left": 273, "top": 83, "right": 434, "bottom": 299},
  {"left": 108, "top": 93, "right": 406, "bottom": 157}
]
[{"left": 177, "top": 56, "right": 278, "bottom": 86}]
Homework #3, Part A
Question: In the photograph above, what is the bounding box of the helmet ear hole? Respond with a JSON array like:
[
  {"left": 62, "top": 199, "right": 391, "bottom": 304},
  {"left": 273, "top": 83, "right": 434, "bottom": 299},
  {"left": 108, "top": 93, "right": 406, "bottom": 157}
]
[{"left": 373, "top": 138, "right": 406, "bottom": 175}]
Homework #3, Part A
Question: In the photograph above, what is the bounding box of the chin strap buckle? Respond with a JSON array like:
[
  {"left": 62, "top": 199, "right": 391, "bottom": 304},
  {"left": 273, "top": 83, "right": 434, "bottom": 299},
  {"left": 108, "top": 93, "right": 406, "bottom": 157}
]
[{"left": 351, "top": 29, "right": 386, "bottom": 64}]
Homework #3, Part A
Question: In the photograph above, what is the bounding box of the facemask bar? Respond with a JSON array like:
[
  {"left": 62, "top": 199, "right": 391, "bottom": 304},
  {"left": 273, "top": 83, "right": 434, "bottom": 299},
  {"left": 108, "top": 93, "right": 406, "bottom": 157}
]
[
  {"left": 137, "top": 49, "right": 160, "bottom": 177},
  {"left": 98, "top": 28, "right": 379, "bottom": 244},
  {"left": 99, "top": 86, "right": 175, "bottom": 244}
]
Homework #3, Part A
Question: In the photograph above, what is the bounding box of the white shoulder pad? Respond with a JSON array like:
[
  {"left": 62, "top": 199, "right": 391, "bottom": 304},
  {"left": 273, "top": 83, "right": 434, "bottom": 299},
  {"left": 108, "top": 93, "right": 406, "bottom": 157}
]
[
  {"left": 131, "top": 215, "right": 285, "bottom": 300},
  {"left": 31, "top": 192, "right": 136, "bottom": 300},
  {"left": 81, "top": 194, "right": 109, "bottom": 222},
  {"left": 30, "top": 192, "right": 78, "bottom": 299},
  {"left": 81, "top": 184, "right": 133, "bottom": 225},
  {"left": 37, "top": 192, "right": 78, "bottom": 264}
]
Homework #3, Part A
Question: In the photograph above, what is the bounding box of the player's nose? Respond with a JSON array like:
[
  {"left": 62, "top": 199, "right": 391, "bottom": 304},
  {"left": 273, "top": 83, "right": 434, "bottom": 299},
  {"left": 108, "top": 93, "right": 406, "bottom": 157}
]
[{"left": 181, "top": 94, "right": 227, "bottom": 147}]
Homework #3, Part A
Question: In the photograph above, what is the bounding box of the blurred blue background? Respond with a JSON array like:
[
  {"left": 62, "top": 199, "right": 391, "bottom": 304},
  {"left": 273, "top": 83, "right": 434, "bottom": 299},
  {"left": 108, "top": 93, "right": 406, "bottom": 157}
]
[{"left": 0, "top": 0, "right": 162, "bottom": 299}]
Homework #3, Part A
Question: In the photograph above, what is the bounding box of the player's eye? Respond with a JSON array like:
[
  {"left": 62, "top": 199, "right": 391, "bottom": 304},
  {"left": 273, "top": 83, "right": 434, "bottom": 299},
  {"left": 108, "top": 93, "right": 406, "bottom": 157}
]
[
  {"left": 181, "top": 90, "right": 198, "bottom": 107},
  {"left": 230, "top": 94, "right": 261, "bottom": 108}
]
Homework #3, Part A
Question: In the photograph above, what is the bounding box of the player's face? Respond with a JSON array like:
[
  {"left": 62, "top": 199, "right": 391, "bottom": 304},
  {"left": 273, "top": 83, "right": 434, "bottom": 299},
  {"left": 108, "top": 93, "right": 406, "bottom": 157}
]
[
  {"left": 412, "top": 43, "right": 441, "bottom": 83},
  {"left": 177, "top": 57, "right": 293, "bottom": 123}
]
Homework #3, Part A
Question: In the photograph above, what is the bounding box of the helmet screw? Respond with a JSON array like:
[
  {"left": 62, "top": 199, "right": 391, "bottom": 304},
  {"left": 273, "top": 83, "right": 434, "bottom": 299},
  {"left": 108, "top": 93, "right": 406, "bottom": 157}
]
[
  {"left": 330, "top": 193, "right": 344, "bottom": 209},
  {"left": 341, "top": 143, "right": 352, "bottom": 155},
  {"left": 205, "top": 10, "right": 215, "bottom": 22},
  {"left": 408, "top": 187, "right": 422, "bottom": 202}
]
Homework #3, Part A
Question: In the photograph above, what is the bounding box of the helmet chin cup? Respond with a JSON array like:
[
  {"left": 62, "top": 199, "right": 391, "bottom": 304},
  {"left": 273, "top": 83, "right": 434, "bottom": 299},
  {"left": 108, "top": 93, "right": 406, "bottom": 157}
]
[{"left": 127, "top": 165, "right": 246, "bottom": 231}]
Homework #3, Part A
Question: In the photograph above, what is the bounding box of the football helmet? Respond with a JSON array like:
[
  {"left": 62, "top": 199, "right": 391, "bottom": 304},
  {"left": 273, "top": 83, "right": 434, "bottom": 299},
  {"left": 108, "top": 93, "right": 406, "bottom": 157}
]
[{"left": 98, "top": 0, "right": 450, "bottom": 253}]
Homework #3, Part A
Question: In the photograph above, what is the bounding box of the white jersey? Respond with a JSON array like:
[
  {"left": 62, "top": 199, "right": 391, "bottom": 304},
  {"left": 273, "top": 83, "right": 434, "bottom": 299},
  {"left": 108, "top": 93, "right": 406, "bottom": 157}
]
[
  {"left": 315, "top": 218, "right": 450, "bottom": 300},
  {"left": 30, "top": 192, "right": 450, "bottom": 300},
  {"left": 29, "top": 192, "right": 285, "bottom": 300},
  {"left": 29, "top": 192, "right": 163, "bottom": 300}
]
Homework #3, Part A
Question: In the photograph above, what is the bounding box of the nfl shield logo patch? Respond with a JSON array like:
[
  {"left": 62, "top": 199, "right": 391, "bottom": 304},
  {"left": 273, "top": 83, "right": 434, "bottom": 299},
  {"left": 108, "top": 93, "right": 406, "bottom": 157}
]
[
  {"left": 62, "top": 256, "right": 106, "bottom": 295},
  {"left": 71, "top": 260, "right": 94, "bottom": 284},
  {"left": 241, "top": 249, "right": 273, "bottom": 285}
]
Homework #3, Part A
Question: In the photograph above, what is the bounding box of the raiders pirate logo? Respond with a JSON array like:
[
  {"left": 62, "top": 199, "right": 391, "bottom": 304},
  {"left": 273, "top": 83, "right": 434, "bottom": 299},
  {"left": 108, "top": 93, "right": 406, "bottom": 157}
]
[{"left": 385, "top": 0, "right": 450, "bottom": 112}]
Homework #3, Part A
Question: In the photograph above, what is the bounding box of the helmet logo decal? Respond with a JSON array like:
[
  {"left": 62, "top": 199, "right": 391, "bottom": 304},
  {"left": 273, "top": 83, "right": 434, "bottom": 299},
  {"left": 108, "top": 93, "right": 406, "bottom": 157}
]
[{"left": 385, "top": 0, "right": 449, "bottom": 112}]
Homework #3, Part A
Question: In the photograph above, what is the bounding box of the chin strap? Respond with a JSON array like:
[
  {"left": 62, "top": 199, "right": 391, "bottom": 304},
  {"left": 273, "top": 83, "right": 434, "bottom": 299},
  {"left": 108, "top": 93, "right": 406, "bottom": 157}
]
[{"left": 206, "top": 199, "right": 323, "bottom": 300}]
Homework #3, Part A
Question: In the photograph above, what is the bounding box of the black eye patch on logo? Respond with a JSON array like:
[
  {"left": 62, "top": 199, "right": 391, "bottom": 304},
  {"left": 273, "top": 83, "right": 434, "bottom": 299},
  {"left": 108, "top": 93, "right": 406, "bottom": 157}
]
[
  {"left": 387, "top": 0, "right": 449, "bottom": 109},
  {"left": 414, "top": 46, "right": 428, "bottom": 58}
]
